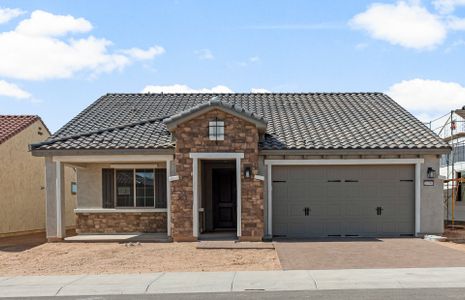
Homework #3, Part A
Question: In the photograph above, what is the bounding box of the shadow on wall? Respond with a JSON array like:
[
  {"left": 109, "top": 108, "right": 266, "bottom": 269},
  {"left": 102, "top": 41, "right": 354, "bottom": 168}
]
[{"left": 0, "top": 229, "right": 76, "bottom": 252}]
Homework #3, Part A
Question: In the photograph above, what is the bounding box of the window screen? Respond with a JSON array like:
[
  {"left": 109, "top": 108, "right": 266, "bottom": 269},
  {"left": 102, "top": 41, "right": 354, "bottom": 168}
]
[
  {"left": 116, "top": 169, "right": 134, "bottom": 207},
  {"left": 135, "top": 169, "right": 155, "bottom": 207}
]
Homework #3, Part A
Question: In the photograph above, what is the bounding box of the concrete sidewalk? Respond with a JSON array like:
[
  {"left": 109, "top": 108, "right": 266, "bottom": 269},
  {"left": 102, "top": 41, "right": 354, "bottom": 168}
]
[{"left": 2, "top": 267, "right": 465, "bottom": 297}]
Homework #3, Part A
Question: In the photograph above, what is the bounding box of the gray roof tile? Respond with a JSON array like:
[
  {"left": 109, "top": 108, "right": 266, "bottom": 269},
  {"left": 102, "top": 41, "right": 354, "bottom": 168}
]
[{"left": 31, "top": 93, "right": 449, "bottom": 152}]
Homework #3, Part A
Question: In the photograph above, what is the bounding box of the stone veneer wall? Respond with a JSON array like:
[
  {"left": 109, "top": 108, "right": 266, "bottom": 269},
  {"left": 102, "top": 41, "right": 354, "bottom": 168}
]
[
  {"left": 75, "top": 212, "right": 167, "bottom": 234},
  {"left": 170, "top": 109, "right": 264, "bottom": 241}
]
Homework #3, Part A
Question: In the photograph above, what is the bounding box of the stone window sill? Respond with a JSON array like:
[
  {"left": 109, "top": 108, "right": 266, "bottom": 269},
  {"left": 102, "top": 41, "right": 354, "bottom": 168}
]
[{"left": 74, "top": 208, "right": 167, "bottom": 213}]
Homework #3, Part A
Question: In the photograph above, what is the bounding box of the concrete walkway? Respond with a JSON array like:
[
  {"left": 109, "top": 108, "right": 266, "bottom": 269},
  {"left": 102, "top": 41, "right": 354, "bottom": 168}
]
[{"left": 2, "top": 267, "right": 465, "bottom": 297}]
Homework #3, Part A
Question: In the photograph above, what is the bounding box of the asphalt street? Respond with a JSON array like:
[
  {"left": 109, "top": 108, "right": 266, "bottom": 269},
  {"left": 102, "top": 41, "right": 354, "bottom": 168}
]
[{"left": 7, "top": 288, "right": 465, "bottom": 300}]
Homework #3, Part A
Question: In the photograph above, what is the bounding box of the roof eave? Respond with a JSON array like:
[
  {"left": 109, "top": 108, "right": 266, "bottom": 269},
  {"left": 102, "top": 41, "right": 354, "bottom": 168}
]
[
  {"left": 30, "top": 148, "right": 175, "bottom": 157},
  {"left": 259, "top": 148, "right": 451, "bottom": 156}
]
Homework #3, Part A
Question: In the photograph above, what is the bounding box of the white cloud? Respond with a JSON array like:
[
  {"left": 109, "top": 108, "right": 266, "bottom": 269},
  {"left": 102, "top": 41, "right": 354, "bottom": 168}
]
[
  {"left": 386, "top": 78, "right": 465, "bottom": 121},
  {"left": 0, "top": 7, "right": 25, "bottom": 24},
  {"left": 142, "top": 84, "right": 270, "bottom": 94},
  {"left": 0, "top": 10, "right": 164, "bottom": 80},
  {"left": 249, "top": 56, "right": 260, "bottom": 63},
  {"left": 0, "top": 80, "right": 31, "bottom": 99},
  {"left": 195, "top": 49, "right": 214, "bottom": 60},
  {"left": 355, "top": 42, "right": 369, "bottom": 50},
  {"left": 121, "top": 46, "right": 165, "bottom": 60},
  {"left": 15, "top": 10, "right": 92, "bottom": 37},
  {"left": 433, "top": 0, "right": 465, "bottom": 14},
  {"left": 350, "top": 1, "right": 447, "bottom": 49},
  {"left": 142, "top": 84, "right": 233, "bottom": 94},
  {"left": 447, "top": 16, "right": 465, "bottom": 30},
  {"left": 251, "top": 88, "right": 270, "bottom": 93}
]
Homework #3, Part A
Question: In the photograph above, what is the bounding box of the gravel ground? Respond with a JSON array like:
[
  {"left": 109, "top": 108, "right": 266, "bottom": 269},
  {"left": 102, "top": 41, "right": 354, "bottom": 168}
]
[{"left": 0, "top": 242, "right": 280, "bottom": 276}]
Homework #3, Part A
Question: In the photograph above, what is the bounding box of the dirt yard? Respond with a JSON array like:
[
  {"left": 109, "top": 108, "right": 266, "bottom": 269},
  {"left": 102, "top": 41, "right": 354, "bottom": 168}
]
[{"left": 0, "top": 242, "right": 280, "bottom": 276}]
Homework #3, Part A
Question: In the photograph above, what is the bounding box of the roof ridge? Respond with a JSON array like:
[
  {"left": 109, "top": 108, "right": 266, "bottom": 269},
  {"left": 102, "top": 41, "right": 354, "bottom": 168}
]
[
  {"left": 0, "top": 114, "right": 40, "bottom": 117},
  {"left": 105, "top": 92, "right": 385, "bottom": 95},
  {"left": 31, "top": 116, "right": 170, "bottom": 149}
]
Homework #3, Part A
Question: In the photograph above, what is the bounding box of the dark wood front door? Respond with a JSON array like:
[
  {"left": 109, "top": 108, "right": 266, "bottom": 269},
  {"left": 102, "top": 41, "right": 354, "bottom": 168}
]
[{"left": 212, "top": 168, "right": 236, "bottom": 229}]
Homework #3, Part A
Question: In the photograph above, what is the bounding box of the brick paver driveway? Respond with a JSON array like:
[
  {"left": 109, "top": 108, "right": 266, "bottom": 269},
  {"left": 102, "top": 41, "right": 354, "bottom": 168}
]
[{"left": 274, "top": 238, "right": 465, "bottom": 270}]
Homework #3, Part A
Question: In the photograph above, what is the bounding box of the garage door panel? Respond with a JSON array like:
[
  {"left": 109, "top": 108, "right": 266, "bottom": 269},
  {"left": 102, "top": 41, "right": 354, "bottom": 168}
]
[
  {"left": 273, "top": 202, "right": 288, "bottom": 217},
  {"left": 273, "top": 222, "right": 288, "bottom": 236},
  {"left": 289, "top": 204, "right": 306, "bottom": 217},
  {"left": 288, "top": 221, "right": 309, "bottom": 237},
  {"left": 324, "top": 221, "right": 343, "bottom": 236},
  {"left": 344, "top": 221, "right": 364, "bottom": 235},
  {"left": 272, "top": 165, "right": 415, "bottom": 238}
]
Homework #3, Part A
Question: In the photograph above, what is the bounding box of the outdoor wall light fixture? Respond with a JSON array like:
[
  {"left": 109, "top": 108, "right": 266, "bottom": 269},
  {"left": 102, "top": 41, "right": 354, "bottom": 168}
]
[
  {"left": 427, "top": 167, "right": 436, "bottom": 179},
  {"left": 244, "top": 166, "right": 252, "bottom": 178}
]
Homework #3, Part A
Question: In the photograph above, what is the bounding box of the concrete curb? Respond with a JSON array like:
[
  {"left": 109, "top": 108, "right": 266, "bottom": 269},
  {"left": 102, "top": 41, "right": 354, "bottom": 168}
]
[{"left": 1, "top": 267, "right": 465, "bottom": 297}]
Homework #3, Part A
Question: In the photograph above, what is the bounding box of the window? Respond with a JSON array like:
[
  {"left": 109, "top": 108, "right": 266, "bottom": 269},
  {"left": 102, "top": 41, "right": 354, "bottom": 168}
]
[
  {"left": 71, "top": 182, "right": 77, "bottom": 195},
  {"left": 136, "top": 169, "right": 154, "bottom": 207},
  {"left": 116, "top": 170, "right": 134, "bottom": 207},
  {"left": 209, "top": 119, "right": 224, "bottom": 141},
  {"left": 103, "top": 168, "right": 166, "bottom": 209},
  {"left": 114, "top": 168, "right": 164, "bottom": 208}
]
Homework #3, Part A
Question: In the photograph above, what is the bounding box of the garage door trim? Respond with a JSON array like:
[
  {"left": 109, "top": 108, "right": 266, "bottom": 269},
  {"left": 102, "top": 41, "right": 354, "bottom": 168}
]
[{"left": 265, "top": 159, "right": 424, "bottom": 237}]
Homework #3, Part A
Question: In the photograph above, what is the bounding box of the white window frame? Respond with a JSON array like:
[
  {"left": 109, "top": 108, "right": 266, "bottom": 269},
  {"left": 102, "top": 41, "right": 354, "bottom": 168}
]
[
  {"left": 114, "top": 168, "right": 165, "bottom": 209},
  {"left": 264, "top": 158, "right": 424, "bottom": 237},
  {"left": 209, "top": 120, "right": 225, "bottom": 141}
]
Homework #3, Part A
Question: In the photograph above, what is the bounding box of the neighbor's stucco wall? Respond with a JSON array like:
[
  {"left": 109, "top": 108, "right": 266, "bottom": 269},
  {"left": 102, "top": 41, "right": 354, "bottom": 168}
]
[{"left": 0, "top": 120, "right": 76, "bottom": 237}]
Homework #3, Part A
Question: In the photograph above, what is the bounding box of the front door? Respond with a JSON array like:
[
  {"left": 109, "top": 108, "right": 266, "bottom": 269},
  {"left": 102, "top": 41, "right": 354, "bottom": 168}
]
[{"left": 212, "top": 168, "right": 236, "bottom": 229}]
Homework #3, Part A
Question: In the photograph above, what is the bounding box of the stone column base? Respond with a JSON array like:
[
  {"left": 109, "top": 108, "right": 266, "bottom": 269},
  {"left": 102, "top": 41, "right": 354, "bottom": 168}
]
[
  {"left": 47, "top": 237, "right": 64, "bottom": 242},
  {"left": 239, "top": 236, "right": 262, "bottom": 242}
]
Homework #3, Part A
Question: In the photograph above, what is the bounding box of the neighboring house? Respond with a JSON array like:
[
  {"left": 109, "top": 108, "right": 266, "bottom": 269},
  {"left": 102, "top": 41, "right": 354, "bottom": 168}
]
[
  {"left": 0, "top": 115, "right": 76, "bottom": 237},
  {"left": 30, "top": 93, "right": 450, "bottom": 242},
  {"left": 436, "top": 109, "right": 465, "bottom": 222}
]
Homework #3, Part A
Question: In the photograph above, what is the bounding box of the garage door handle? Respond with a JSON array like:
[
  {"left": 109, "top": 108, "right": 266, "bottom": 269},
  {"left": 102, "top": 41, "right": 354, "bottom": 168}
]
[
  {"left": 303, "top": 207, "right": 310, "bottom": 216},
  {"left": 376, "top": 206, "right": 384, "bottom": 215}
]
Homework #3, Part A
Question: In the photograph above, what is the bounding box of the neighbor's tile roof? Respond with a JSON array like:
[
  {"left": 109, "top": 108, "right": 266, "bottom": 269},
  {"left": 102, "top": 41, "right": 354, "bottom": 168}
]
[
  {"left": 0, "top": 115, "right": 40, "bottom": 145},
  {"left": 31, "top": 93, "right": 449, "bottom": 151}
]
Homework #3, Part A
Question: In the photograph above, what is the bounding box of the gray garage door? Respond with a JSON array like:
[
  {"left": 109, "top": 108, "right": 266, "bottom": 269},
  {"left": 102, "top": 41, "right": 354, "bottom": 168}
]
[{"left": 272, "top": 165, "right": 415, "bottom": 238}]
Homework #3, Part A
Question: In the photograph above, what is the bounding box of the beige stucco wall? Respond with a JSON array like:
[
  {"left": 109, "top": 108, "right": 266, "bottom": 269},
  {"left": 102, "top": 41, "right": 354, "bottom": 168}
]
[
  {"left": 420, "top": 155, "right": 444, "bottom": 234},
  {"left": 0, "top": 120, "right": 76, "bottom": 236},
  {"left": 76, "top": 164, "right": 104, "bottom": 208}
]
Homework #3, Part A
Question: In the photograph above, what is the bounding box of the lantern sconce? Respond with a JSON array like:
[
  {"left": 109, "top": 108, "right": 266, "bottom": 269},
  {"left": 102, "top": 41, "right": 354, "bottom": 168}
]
[
  {"left": 427, "top": 167, "right": 436, "bottom": 179},
  {"left": 244, "top": 166, "right": 252, "bottom": 178}
]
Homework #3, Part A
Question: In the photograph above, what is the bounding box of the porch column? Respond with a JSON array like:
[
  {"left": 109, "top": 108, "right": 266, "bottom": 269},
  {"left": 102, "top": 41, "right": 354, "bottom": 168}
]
[
  {"left": 415, "top": 161, "right": 422, "bottom": 236},
  {"left": 192, "top": 157, "right": 199, "bottom": 238},
  {"left": 45, "top": 157, "right": 66, "bottom": 241},
  {"left": 166, "top": 159, "right": 172, "bottom": 237}
]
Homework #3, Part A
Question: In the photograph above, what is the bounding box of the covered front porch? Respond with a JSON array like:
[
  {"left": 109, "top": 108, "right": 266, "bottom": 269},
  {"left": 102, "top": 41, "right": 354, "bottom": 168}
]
[{"left": 44, "top": 154, "right": 174, "bottom": 241}]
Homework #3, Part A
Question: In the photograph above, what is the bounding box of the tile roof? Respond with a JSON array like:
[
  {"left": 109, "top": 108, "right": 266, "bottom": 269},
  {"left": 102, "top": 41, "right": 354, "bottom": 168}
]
[
  {"left": 163, "top": 96, "right": 267, "bottom": 131},
  {"left": 31, "top": 93, "right": 450, "bottom": 152},
  {"left": 0, "top": 115, "right": 40, "bottom": 145}
]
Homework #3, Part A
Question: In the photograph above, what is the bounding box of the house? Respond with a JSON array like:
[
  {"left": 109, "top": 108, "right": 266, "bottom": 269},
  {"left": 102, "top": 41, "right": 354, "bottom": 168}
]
[
  {"left": 30, "top": 93, "right": 450, "bottom": 242},
  {"left": 0, "top": 115, "right": 76, "bottom": 238},
  {"left": 436, "top": 108, "right": 465, "bottom": 223}
]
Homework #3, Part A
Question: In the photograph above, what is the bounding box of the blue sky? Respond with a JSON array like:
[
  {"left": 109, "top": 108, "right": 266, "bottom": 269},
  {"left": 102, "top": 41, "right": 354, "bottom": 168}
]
[{"left": 1, "top": 0, "right": 465, "bottom": 132}]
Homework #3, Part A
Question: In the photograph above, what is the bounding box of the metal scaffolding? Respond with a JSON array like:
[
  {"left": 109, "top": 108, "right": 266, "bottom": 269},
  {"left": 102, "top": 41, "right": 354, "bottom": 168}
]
[{"left": 429, "top": 108, "right": 465, "bottom": 225}]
